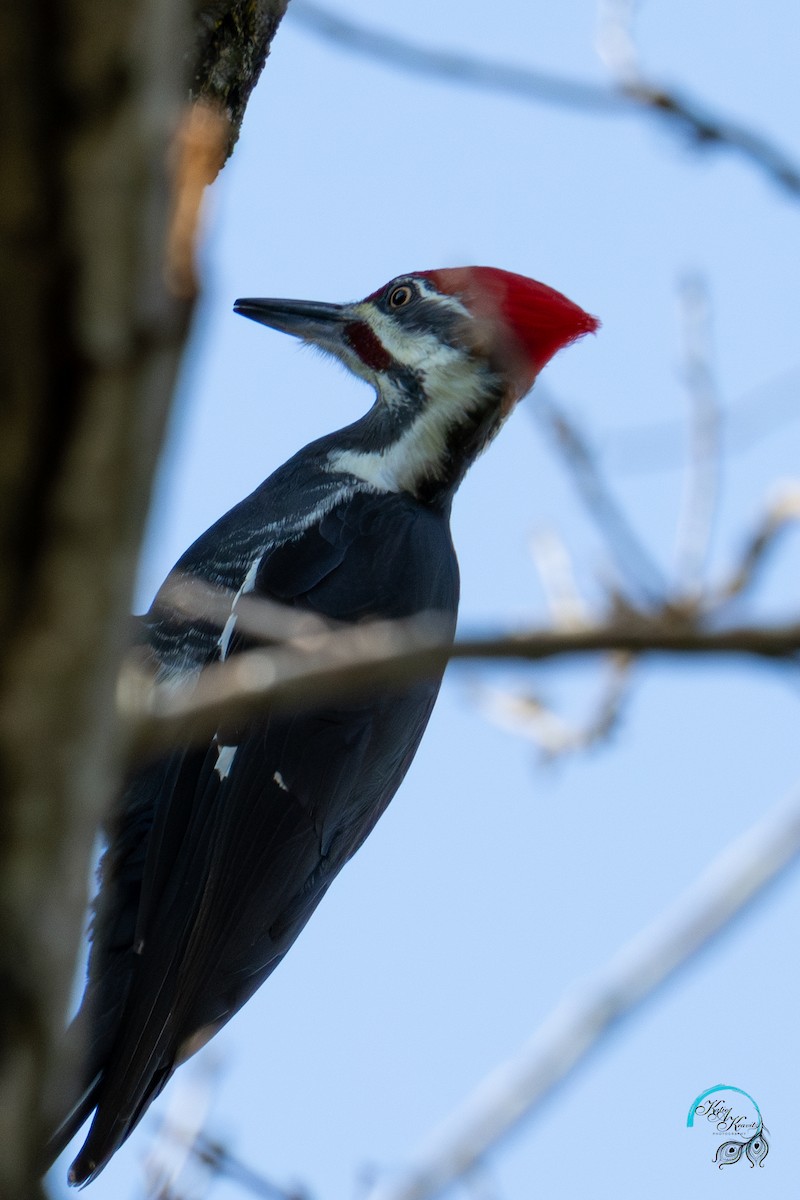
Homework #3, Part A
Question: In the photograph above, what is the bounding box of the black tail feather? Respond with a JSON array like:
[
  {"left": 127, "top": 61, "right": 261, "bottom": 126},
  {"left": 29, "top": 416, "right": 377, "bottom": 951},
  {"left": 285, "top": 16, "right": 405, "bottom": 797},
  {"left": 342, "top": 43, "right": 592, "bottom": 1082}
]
[{"left": 39, "top": 1071, "right": 101, "bottom": 1181}]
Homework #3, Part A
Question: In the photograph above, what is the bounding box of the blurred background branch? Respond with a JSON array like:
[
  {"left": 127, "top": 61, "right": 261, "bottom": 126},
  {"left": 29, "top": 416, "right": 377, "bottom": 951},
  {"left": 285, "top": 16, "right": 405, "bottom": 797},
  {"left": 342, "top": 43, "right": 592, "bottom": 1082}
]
[
  {"left": 362, "top": 782, "right": 800, "bottom": 1200},
  {"left": 290, "top": 0, "right": 800, "bottom": 199},
  {"left": 123, "top": 601, "right": 800, "bottom": 760},
  {"left": 529, "top": 390, "right": 668, "bottom": 601}
]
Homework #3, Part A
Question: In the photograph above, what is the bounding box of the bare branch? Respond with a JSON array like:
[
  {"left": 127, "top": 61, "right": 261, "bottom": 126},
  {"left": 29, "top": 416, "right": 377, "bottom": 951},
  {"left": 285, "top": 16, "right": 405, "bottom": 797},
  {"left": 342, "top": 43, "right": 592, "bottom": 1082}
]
[
  {"left": 123, "top": 607, "right": 800, "bottom": 760},
  {"left": 714, "top": 482, "right": 800, "bottom": 604},
  {"left": 364, "top": 783, "right": 800, "bottom": 1200},
  {"left": 528, "top": 529, "right": 590, "bottom": 629},
  {"left": 190, "top": 1137, "right": 310, "bottom": 1200},
  {"left": 143, "top": 1060, "right": 217, "bottom": 1198},
  {"left": 530, "top": 390, "right": 668, "bottom": 600},
  {"left": 289, "top": 1, "right": 800, "bottom": 199},
  {"left": 143, "top": 1057, "right": 312, "bottom": 1200},
  {"left": 623, "top": 80, "right": 800, "bottom": 196},
  {"left": 479, "top": 652, "right": 633, "bottom": 758},
  {"left": 289, "top": 1, "right": 621, "bottom": 112}
]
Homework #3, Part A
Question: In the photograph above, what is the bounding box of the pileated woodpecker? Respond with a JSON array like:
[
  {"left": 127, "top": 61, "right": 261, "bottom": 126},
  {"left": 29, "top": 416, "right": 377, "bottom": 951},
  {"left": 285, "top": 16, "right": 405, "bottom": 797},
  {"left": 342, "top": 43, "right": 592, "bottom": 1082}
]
[{"left": 45, "top": 267, "right": 597, "bottom": 1184}]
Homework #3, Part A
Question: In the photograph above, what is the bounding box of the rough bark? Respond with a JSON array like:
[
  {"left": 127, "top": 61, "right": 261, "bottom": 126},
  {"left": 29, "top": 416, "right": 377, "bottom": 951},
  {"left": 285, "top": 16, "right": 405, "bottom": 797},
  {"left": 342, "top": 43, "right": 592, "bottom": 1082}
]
[
  {"left": 0, "top": 1, "right": 288, "bottom": 1194},
  {"left": 193, "top": 0, "right": 290, "bottom": 156}
]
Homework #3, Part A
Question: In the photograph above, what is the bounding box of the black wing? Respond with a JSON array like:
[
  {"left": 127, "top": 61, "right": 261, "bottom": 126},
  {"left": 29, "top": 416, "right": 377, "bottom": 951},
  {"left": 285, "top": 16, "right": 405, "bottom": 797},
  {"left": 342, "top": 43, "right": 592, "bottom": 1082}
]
[{"left": 54, "top": 489, "right": 458, "bottom": 1183}]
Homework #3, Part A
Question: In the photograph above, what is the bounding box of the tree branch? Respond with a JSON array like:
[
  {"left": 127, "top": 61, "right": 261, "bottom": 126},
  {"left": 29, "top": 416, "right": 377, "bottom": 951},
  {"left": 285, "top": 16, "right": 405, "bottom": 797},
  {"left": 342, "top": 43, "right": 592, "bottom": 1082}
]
[
  {"left": 191, "top": 0, "right": 290, "bottom": 157},
  {"left": 530, "top": 390, "right": 668, "bottom": 601},
  {"left": 364, "top": 783, "right": 800, "bottom": 1200},
  {"left": 0, "top": 2, "right": 290, "bottom": 1193},
  {"left": 0, "top": 3, "right": 194, "bottom": 1191},
  {"left": 289, "top": 1, "right": 620, "bottom": 112},
  {"left": 123, "top": 605, "right": 800, "bottom": 760},
  {"left": 169, "top": 0, "right": 290, "bottom": 295},
  {"left": 289, "top": 1, "right": 800, "bottom": 200}
]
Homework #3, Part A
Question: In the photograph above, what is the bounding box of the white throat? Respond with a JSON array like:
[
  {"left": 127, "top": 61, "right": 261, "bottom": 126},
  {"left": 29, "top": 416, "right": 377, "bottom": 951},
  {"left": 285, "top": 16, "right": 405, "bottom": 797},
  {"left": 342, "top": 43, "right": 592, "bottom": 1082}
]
[{"left": 327, "top": 347, "right": 497, "bottom": 495}]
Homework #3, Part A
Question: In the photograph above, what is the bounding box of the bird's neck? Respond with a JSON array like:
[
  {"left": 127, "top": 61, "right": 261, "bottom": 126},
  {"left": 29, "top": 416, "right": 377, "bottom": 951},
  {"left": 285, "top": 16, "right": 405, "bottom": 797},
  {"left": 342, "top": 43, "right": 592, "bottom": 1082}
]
[{"left": 327, "top": 357, "right": 509, "bottom": 506}]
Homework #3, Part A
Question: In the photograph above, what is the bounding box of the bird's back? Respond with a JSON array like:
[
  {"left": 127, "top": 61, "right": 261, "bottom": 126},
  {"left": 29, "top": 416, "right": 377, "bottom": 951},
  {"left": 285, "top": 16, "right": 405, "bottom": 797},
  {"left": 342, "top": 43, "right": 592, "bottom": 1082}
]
[{"left": 52, "top": 482, "right": 459, "bottom": 1183}]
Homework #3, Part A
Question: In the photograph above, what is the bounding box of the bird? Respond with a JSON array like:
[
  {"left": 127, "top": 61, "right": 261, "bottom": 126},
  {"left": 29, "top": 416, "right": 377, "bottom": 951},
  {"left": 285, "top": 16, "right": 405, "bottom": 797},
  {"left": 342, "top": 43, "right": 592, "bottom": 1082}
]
[{"left": 44, "top": 266, "right": 598, "bottom": 1184}]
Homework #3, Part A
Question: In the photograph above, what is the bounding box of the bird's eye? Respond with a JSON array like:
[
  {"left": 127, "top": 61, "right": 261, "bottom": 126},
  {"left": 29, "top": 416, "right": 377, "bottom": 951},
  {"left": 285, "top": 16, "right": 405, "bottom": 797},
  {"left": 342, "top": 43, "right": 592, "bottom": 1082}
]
[{"left": 388, "top": 285, "right": 413, "bottom": 308}]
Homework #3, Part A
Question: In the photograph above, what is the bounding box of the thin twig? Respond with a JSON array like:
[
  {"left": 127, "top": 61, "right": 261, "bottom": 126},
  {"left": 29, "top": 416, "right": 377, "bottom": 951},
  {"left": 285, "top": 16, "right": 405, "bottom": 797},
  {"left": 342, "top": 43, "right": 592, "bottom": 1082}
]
[
  {"left": 479, "top": 652, "right": 633, "bottom": 758},
  {"left": 192, "top": 1136, "right": 309, "bottom": 1200},
  {"left": 624, "top": 80, "right": 800, "bottom": 196},
  {"left": 364, "top": 784, "right": 800, "bottom": 1200},
  {"left": 144, "top": 1058, "right": 309, "bottom": 1200},
  {"left": 530, "top": 389, "right": 668, "bottom": 600},
  {"left": 289, "top": 1, "right": 800, "bottom": 199},
  {"left": 143, "top": 1059, "right": 218, "bottom": 1199},
  {"left": 289, "top": 1, "right": 621, "bottom": 112},
  {"left": 122, "top": 611, "right": 800, "bottom": 759},
  {"left": 714, "top": 482, "right": 800, "bottom": 604},
  {"left": 528, "top": 529, "right": 590, "bottom": 629}
]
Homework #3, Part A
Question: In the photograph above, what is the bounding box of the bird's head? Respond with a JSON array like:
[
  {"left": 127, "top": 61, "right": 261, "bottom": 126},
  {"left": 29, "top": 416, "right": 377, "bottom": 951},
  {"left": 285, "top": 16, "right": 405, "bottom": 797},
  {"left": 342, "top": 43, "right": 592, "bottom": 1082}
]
[{"left": 235, "top": 267, "right": 598, "bottom": 501}]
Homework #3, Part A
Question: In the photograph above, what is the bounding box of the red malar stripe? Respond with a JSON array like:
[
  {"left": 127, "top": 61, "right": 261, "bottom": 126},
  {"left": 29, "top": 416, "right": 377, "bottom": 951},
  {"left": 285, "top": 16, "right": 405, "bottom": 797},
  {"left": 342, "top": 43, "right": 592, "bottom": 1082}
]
[{"left": 345, "top": 321, "right": 393, "bottom": 371}]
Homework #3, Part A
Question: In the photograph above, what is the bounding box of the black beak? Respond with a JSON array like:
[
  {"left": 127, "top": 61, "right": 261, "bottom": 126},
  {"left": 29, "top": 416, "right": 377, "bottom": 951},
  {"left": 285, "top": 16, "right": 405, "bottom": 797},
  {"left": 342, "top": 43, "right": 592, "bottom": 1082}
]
[{"left": 234, "top": 297, "right": 350, "bottom": 343}]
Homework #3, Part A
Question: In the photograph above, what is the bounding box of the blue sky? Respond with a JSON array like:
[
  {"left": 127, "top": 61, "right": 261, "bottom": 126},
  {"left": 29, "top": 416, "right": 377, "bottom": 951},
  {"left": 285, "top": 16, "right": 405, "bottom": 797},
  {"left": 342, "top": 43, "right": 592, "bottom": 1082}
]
[{"left": 51, "top": 2, "right": 800, "bottom": 1196}]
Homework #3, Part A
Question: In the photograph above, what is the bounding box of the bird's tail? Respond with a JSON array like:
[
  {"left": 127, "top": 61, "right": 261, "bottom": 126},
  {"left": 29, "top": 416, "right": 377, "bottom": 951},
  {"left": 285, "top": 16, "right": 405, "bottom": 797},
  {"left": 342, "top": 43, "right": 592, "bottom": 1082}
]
[
  {"left": 38, "top": 991, "right": 125, "bottom": 1182},
  {"left": 40, "top": 1071, "right": 103, "bottom": 1179},
  {"left": 65, "top": 1020, "right": 175, "bottom": 1186},
  {"left": 38, "top": 999, "right": 104, "bottom": 1178}
]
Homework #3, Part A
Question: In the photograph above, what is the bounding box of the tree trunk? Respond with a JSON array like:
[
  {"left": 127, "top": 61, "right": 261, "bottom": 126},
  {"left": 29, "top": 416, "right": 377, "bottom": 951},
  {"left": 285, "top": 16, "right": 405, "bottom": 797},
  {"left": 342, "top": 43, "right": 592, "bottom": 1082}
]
[{"left": 0, "top": 1, "right": 287, "bottom": 1192}]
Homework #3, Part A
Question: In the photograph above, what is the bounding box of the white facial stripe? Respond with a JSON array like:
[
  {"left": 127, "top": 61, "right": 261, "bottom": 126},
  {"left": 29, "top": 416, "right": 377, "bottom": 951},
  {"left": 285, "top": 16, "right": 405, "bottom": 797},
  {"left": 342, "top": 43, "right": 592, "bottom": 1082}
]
[
  {"left": 350, "top": 288, "right": 468, "bottom": 376},
  {"left": 328, "top": 348, "right": 494, "bottom": 493},
  {"left": 414, "top": 277, "right": 471, "bottom": 316}
]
